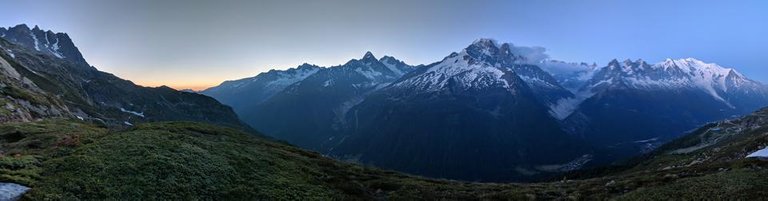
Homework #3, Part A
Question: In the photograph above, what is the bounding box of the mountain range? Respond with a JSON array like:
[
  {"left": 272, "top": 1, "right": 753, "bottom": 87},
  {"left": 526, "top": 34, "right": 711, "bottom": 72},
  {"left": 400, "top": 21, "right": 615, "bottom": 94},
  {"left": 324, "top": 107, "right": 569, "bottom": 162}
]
[
  {"left": 204, "top": 38, "right": 768, "bottom": 181},
  {"left": 0, "top": 24, "right": 767, "bottom": 200}
]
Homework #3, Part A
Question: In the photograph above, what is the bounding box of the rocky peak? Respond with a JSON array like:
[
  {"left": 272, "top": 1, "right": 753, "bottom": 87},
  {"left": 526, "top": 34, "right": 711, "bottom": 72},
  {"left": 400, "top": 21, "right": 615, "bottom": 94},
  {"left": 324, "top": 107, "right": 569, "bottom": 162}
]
[
  {"left": 460, "top": 39, "right": 533, "bottom": 67},
  {"left": 0, "top": 24, "right": 87, "bottom": 64},
  {"left": 469, "top": 38, "right": 499, "bottom": 49},
  {"left": 465, "top": 38, "right": 502, "bottom": 62},
  {"left": 362, "top": 51, "right": 377, "bottom": 62},
  {"left": 379, "top": 55, "right": 400, "bottom": 64},
  {"left": 296, "top": 63, "right": 319, "bottom": 70}
]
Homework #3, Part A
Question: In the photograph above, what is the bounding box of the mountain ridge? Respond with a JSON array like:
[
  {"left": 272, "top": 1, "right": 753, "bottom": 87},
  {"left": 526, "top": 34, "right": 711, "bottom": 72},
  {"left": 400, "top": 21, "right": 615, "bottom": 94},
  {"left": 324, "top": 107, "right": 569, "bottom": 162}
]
[
  {"left": 203, "top": 38, "right": 768, "bottom": 181},
  {"left": 0, "top": 24, "right": 252, "bottom": 130},
  {"left": 0, "top": 24, "right": 86, "bottom": 64}
]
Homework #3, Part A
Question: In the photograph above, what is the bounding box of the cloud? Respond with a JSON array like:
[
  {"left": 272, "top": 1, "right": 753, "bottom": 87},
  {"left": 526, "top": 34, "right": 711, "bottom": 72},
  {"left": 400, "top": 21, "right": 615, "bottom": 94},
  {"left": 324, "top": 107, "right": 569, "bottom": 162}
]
[
  {"left": 503, "top": 43, "right": 596, "bottom": 76},
  {"left": 506, "top": 43, "right": 549, "bottom": 64}
]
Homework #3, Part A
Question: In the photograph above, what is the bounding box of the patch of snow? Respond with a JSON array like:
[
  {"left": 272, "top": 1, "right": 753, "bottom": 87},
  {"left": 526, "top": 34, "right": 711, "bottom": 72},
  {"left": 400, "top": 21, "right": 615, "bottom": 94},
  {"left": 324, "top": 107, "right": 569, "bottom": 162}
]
[
  {"left": 536, "top": 154, "right": 593, "bottom": 172},
  {"left": 355, "top": 67, "right": 383, "bottom": 80},
  {"left": 76, "top": 115, "right": 84, "bottom": 121},
  {"left": 634, "top": 137, "right": 659, "bottom": 143},
  {"left": 263, "top": 67, "right": 320, "bottom": 89},
  {"left": 323, "top": 79, "right": 333, "bottom": 87},
  {"left": 30, "top": 31, "right": 40, "bottom": 51},
  {"left": 747, "top": 147, "right": 768, "bottom": 158},
  {"left": 50, "top": 37, "right": 64, "bottom": 59},
  {"left": 332, "top": 96, "right": 365, "bottom": 128},
  {"left": 43, "top": 32, "right": 50, "bottom": 48},
  {"left": 381, "top": 59, "right": 404, "bottom": 76},
  {"left": 0, "top": 182, "right": 30, "bottom": 201},
  {"left": 520, "top": 75, "right": 559, "bottom": 89},
  {"left": 119, "top": 108, "right": 145, "bottom": 118},
  {"left": 124, "top": 121, "right": 133, "bottom": 126},
  {"left": 549, "top": 90, "right": 594, "bottom": 120},
  {"left": 3, "top": 48, "right": 15, "bottom": 59}
]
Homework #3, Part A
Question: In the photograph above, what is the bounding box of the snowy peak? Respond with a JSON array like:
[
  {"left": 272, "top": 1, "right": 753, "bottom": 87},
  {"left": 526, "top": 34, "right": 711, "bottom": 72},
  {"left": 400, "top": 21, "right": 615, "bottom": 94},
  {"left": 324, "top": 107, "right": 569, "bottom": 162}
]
[
  {"left": 657, "top": 58, "right": 738, "bottom": 78},
  {"left": 585, "top": 58, "right": 766, "bottom": 108},
  {"left": 462, "top": 39, "right": 526, "bottom": 66},
  {"left": 471, "top": 38, "right": 499, "bottom": 47},
  {"left": 0, "top": 24, "right": 87, "bottom": 64},
  {"left": 466, "top": 38, "right": 501, "bottom": 57},
  {"left": 458, "top": 38, "right": 553, "bottom": 68},
  {"left": 391, "top": 46, "right": 515, "bottom": 92},
  {"left": 391, "top": 39, "right": 566, "bottom": 96},
  {"left": 603, "top": 58, "right": 751, "bottom": 90},
  {"left": 208, "top": 63, "right": 321, "bottom": 92},
  {"left": 340, "top": 52, "right": 413, "bottom": 81}
]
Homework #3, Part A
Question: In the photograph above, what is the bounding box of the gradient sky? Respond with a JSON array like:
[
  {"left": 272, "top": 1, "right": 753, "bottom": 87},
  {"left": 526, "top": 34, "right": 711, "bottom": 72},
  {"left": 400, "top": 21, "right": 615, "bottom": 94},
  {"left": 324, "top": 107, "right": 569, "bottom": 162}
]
[{"left": 1, "top": 0, "right": 767, "bottom": 90}]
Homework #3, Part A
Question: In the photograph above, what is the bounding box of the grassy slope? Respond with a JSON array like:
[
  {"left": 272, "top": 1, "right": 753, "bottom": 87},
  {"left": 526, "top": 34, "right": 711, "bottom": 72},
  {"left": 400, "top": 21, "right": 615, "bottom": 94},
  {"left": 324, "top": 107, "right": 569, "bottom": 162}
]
[{"left": 0, "top": 119, "right": 766, "bottom": 200}]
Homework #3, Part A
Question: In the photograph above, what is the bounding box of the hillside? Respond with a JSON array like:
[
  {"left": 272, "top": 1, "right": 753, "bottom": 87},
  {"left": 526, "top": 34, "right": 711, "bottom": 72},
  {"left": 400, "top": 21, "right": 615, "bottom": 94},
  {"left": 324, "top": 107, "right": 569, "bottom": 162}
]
[
  {"left": 0, "top": 25, "right": 250, "bottom": 130},
  {"left": 0, "top": 112, "right": 766, "bottom": 200}
]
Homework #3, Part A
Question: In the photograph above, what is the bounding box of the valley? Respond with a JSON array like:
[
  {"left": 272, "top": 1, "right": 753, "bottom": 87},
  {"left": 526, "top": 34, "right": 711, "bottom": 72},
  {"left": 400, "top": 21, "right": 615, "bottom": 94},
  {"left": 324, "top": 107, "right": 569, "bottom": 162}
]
[{"left": 0, "top": 23, "right": 766, "bottom": 200}]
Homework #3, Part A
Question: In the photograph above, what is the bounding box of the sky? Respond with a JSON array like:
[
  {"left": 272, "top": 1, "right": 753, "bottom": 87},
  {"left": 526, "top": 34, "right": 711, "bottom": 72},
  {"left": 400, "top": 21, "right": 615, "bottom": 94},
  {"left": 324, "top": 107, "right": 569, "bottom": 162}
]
[{"left": 1, "top": 0, "right": 767, "bottom": 90}]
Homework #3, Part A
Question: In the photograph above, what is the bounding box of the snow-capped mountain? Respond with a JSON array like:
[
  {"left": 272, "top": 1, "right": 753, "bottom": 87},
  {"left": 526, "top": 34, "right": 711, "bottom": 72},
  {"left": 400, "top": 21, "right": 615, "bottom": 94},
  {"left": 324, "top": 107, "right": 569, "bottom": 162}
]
[
  {"left": 326, "top": 39, "right": 592, "bottom": 181},
  {"left": 338, "top": 51, "right": 412, "bottom": 84},
  {"left": 391, "top": 39, "right": 574, "bottom": 117},
  {"left": 0, "top": 24, "right": 86, "bottom": 64},
  {"left": 394, "top": 39, "right": 565, "bottom": 92},
  {"left": 222, "top": 52, "right": 415, "bottom": 149},
  {"left": 586, "top": 58, "right": 761, "bottom": 102},
  {"left": 204, "top": 52, "right": 413, "bottom": 111},
  {"left": 563, "top": 58, "right": 768, "bottom": 157},
  {"left": 547, "top": 58, "right": 768, "bottom": 120},
  {"left": 201, "top": 63, "right": 321, "bottom": 110},
  {"left": 204, "top": 38, "right": 768, "bottom": 181}
]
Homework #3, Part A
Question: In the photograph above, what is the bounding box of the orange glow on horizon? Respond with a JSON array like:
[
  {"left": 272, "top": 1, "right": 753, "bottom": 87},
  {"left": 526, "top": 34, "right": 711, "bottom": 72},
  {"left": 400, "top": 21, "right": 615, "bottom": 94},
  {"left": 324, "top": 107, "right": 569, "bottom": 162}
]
[{"left": 135, "top": 81, "right": 217, "bottom": 92}]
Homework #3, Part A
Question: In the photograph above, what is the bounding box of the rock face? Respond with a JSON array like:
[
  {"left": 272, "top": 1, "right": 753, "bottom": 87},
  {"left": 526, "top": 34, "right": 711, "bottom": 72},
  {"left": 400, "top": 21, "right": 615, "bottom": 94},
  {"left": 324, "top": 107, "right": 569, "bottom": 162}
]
[
  {"left": 0, "top": 24, "right": 86, "bottom": 64},
  {"left": 0, "top": 47, "right": 69, "bottom": 122},
  {"left": 0, "top": 25, "right": 250, "bottom": 130},
  {"left": 0, "top": 182, "right": 30, "bottom": 201}
]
